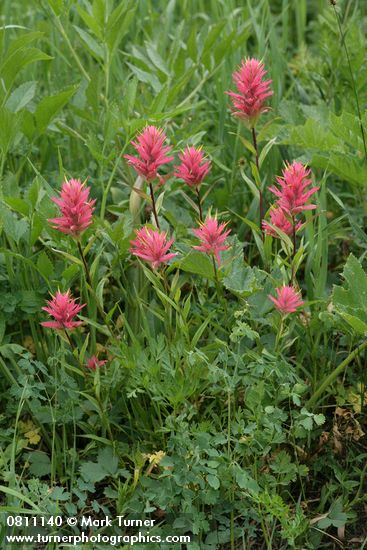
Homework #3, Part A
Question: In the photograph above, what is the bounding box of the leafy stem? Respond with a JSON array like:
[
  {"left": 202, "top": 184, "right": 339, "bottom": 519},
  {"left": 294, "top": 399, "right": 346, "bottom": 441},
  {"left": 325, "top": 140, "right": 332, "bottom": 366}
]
[
  {"left": 76, "top": 240, "right": 116, "bottom": 340},
  {"left": 251, "top": 127, "right": 263, "bottom": 237}
]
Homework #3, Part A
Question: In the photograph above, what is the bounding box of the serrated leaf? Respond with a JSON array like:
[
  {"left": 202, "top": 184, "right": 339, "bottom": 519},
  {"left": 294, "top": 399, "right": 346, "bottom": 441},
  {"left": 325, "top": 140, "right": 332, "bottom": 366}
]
[
  {"left": 332, "top": 254, "right": 367, "bottom": 334},
  {"left": 223, "top": 237, "right": 264, "bottom": 297},
  {"left": 36, "top": 251, "right": 54, "bottom": 279},
  {"left": 80, "top": 461, "right": 108, "bottom": 483},
  {"left": 80, "top": 447, "right": 118, "bottom": 483},
  {"left": 28, "top": 452, "right": 51, "bottom": 477},
  {"left": 301, "top": 417, "right": 313, "bottom": 431}
]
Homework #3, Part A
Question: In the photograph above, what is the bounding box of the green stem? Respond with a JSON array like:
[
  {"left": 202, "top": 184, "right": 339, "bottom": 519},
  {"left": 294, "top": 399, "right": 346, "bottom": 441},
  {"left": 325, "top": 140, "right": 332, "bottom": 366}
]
[
  {"left": 291, "top": 215, "right": 297, "bottom": 284},
  {"left": 161, "top": 267, "right": 173, "bottom": 343},
  {"left": 76, "top": 240, "right": 116, "bottom": 339},
  {"left": 51, "top": 12, "right": 91, "bottom": 83},
  {"left": 149, "top": 181, "right": 160, "bottom": 229},
  {"left": 212, "top": 256, "right": 227, "bottom": 320},
  {"left": 275, "top": 316, "right": 285, "bottom": 353},
  {"left": 100, "top": 154, "right": 121, "bottom": 220},
  {"left": 251, "top": 127, "right": 263, "bottom": 237},
  {"left": 64, "top": 330, "right": 75, "bottom": 354},
  {"left": 195, "top": 186, "right": 203, "bottom": 222},
  {"left": 307, "top": 339, "right": 367, "bottom": 407}
]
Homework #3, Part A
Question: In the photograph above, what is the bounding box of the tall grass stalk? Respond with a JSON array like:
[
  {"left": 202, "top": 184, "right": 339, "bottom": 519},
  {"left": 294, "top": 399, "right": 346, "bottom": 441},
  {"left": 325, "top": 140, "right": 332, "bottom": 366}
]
[{"left": 331, "top": 1, "right": 367, "bottom": 161}]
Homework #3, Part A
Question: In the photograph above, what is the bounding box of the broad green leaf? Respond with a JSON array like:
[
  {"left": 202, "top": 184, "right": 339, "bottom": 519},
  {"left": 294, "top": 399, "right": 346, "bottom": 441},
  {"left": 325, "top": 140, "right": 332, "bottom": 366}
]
[
  {"left": 284, "top": 118, "right": 340, "bottom": 151},
  {"left": 0, "top": 107, "right": 23, "bottom": 153},
  {"left": 312, "top": 153, "right": 367, "bottom": 187},
  {"left": 19, "top": 290, "right": 44, "bottom": 313},
  {"left": 35, "top": 85, "right": 78, "bottom": 133},
  {"left": 235, "top": 469, "right": 260, "bottom": 492},
  {"left": 4, "top": 197, "right": 30, "bottom": 217},
  {"left": 5, "top": 81, "right": 37, "bottom": 113},
  {"left": 329, "top": 111, "right": 362, "bottom": 150},
  {"left": 207, "top": 474, "right": 220, "bottom": 490},
  {"left": 178, "top": 251, "right": 215, "bottom": 280},
  {"left": 1, "top": 46, "right": 51, "bottom": 88}
]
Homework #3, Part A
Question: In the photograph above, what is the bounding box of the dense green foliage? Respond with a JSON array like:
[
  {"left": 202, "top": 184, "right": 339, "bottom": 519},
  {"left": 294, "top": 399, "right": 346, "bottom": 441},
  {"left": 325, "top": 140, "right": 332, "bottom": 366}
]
[{"left": 0, "top": 0, "right": 367, "bottom": 548}]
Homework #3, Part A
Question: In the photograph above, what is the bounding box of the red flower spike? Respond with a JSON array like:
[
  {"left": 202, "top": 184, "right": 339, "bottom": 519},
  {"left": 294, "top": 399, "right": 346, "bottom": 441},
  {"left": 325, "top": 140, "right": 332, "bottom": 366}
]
[
  {"left": 124, "top": 126, "right": 174, "bottom": 181},
  {"left": 226, "top": 58, "right": 273, "bottom": 128},
  {"left": 41, "top": 290, "right": 85, "bottom": 330},
  {"left": 129, "top": 226, "right": 177, "bottom": 269},
  {"left": 86, "top": 356, "right": 107, "bottom": 370},
  {"left": 174, "top": 146, "right": 211, "bottom": 187},
  {"left": 192, "top": 217, "right": 231, "bottom": 265},
  {"left": 268, "top": 162, "right": 319, "bottom": 217},
  {"left": 48, "top": 178, "right": 95, "bottom": 237},
  {"left": 268, "top": 286, "right": 304, "bottom": 315}
]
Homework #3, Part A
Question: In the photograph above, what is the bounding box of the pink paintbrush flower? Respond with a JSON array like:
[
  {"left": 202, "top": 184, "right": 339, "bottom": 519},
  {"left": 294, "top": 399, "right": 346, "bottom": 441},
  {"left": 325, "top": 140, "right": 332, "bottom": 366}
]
[
  {"left": 193, "top": 217, "right": 231, "bottom": 265},
  {"left": 268, "top": 286, "right": 304, "bottom": 315},
  {"left": 41, "top": 290, "right": 85, "bottom": 330},
  {"left": 262, "top": 207, "right": 302, "bottom": 238},
  {"left": 174, "top": 146, "right": 211, "bottom": 187},
  {"left": 269, "top": 162, "right": 319, "bottom": 217},
  {"left": 86, "top": 356, "right": 107, "bottom": 370},
  {"left": 130, "top": 226, "right": 177, "bottom": 269},
  {"left": 48, "top": 178, "right": 95, "bottom": 237},
  {"left": 226, "top": 58, "right": 273, "bottom": 128},
  {"left": 124, "top": 126, "right": 174, "bottom": 182}
]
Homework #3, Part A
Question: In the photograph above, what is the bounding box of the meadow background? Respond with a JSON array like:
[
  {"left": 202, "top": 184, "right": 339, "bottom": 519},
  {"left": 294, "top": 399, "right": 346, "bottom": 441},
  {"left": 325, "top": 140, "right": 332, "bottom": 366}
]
[{"left": 0, "top": 0, "right": 367, "bottom": 548}]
